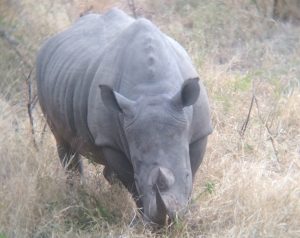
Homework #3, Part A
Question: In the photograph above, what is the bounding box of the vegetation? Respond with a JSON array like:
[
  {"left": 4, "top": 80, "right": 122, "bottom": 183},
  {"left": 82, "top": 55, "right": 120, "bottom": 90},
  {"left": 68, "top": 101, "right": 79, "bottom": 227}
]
[{"left": 0, "top": 0, "right": 299, "bottom": 237}]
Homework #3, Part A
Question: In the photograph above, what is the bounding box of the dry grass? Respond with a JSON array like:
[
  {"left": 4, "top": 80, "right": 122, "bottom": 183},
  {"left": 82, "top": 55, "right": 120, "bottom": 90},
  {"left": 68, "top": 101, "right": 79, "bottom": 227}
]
[{"left": 0, "top": 0, "right": 299, "bottom": 237}]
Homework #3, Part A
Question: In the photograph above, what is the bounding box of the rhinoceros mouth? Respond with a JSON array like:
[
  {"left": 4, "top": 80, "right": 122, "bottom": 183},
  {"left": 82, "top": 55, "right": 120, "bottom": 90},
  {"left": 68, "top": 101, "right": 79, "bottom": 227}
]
[
  {"left": 138, "top": 167, "right": 187, "bottom": 225},
  {"left": 144, "top": 185, "right": 185, "bottom": 225}
]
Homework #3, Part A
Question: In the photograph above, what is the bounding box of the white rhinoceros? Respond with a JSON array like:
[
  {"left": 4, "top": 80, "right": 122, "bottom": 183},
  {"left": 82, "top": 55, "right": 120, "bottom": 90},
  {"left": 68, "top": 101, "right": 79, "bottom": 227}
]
[{"left": 36, "top": 8, "right": 212, "bottom": 225}]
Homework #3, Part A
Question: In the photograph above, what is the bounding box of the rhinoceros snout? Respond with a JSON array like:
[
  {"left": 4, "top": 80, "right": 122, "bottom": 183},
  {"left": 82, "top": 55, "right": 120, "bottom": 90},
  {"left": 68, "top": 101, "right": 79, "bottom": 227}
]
[
  {"left": 144, "top": 167, "right": 187, "bottom": 225},
  {"left": 146, "top": 186, "right": 186, "bottom": 225}
]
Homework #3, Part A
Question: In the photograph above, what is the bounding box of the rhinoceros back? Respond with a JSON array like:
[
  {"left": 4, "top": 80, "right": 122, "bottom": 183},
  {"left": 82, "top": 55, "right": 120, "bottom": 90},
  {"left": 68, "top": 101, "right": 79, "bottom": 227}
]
[
  {"left": 37, "top": 8, "right": 212, "bottom": 155},
  {"left": 36, "top": 9, "right": 134, "bottom": 149}
]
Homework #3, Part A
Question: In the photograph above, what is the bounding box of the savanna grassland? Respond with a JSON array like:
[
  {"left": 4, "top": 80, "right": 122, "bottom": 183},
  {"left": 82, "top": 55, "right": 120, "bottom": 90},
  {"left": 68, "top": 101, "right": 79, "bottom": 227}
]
[{"left": 0, "top": 0, "right": 299, "bottom": 237}]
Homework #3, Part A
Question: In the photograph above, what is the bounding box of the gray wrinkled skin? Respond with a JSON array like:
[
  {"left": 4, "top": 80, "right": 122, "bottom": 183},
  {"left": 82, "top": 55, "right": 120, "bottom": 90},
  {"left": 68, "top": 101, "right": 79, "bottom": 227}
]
[{"left": 36, "top": 8, "right": 212, "bottom": 225}]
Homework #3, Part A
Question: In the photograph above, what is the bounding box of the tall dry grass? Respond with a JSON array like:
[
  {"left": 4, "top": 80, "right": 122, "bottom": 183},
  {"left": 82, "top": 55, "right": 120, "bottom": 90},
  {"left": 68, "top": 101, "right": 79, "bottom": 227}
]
[{"left": 0, "top": 0, "right": 300, "bottom": 237}]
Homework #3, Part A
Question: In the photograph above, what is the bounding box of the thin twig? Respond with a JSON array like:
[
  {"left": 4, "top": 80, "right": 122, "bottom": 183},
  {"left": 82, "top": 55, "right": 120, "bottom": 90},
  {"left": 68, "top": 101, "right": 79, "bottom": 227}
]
[
  {"left": 26, "top": 69, "right": 39, "bottom": 151},
  {"left": 0, "top": 27, "right": 39, "bottom": 149},
  {"left": 127, "top": 0, "right": 137, "bottom": 19},
  {"left": 239, "top": 81, "right": 279, "bottom": 161},
  {"left": 0, "top": 27, "right": 32, "bottom": 69},
  {"left": 31, "top": 95, "right": 39, "bottom": 110},
  {"left": 254, "top": 97, "right": 279, "bottom": 161},
  {"left": 40, "top": 121, "right": 48, "bottom": 145},
  {"left": 240, "top": 94, "right": 255, "bottom": 137}
]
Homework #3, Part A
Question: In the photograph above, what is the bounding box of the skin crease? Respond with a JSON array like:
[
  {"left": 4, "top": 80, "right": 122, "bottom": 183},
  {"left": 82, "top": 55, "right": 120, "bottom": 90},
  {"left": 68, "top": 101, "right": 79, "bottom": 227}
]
[{"left": 36, "top": 8, "right": 212, "bottom": 225}]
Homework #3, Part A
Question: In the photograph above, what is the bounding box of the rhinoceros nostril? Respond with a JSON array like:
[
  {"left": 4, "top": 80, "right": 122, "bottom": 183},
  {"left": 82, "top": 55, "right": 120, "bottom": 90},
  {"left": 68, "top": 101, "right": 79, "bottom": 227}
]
[{"left": 156, "top": 167, "right": 175, "bottom": 191}]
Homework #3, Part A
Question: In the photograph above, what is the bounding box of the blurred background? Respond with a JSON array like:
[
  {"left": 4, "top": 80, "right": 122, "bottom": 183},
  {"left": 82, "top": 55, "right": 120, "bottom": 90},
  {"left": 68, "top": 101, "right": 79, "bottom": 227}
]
[{"left": 0, "top": 0, "right": 299, "bottom": 237}]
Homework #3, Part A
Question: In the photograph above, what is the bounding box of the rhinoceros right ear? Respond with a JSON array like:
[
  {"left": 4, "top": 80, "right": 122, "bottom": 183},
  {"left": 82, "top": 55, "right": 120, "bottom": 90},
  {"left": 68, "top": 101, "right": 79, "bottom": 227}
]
[
  {"left": 99, "top": 85, "right": 136, "bottom": 115},
  {"left": 171, "top": 78, "right": 200, "bottom": 108}
]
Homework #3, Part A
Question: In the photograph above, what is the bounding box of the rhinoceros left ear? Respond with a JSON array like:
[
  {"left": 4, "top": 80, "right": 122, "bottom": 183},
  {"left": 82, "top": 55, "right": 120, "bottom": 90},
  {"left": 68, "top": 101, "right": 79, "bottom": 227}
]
[
  {"left": 172, "top": 78, "right": 200, "bottom": 108},
  {"left": 99, "top": 85, "right": 136, "bottom": 115}
]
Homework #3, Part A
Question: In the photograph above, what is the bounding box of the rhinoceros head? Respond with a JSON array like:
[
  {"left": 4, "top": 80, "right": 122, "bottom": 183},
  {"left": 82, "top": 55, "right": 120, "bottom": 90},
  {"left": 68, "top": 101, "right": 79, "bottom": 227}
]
[{"left": 100, "top": 78, "right": 200, "bottom": 224}]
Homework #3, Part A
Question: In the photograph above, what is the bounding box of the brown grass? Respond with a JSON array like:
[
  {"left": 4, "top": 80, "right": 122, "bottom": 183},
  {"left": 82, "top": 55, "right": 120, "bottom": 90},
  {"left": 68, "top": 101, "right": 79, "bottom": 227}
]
[{"left": 0, "top": 0, "right": 299, "bottom": 237}]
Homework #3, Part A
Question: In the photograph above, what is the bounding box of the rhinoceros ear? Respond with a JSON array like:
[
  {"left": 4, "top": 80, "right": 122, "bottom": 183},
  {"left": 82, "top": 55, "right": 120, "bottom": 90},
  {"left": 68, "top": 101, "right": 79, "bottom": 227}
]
[
  {"left": 99, "top": 85, "right": 135, "bottom": 114},
  {"left": 172, "top": 78, "right": 200, "bottom": 108}
]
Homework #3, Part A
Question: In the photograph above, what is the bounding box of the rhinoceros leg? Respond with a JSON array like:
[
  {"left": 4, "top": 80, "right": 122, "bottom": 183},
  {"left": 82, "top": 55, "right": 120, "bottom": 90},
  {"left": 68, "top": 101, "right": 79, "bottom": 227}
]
[
  {"left": 56, "top": 140, "right": 83, "bottom": 176},
  {"left": 189, "top": 136, "right": 208, "bottom": 181},
  {"left": 101, "top": 147, "right": 143, "bottom": 210},
  {"left": 103, "top": 166, "right": 117, "bottom": 183}
]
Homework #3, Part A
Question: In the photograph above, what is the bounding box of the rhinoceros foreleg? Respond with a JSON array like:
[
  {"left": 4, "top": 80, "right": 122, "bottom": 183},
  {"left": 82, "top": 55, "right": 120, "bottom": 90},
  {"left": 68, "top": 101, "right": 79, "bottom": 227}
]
[
  {"left": 189, "top": 136, "right": 208, "bottom": 181},
  {"left": 56, "top": 141, "right": 83, "bottom": 176},
  {"left": 103, "top": 166, "right": 116, "bottom": 183},
  {"left": 101, "top": 147, "right": 143, "bottom": 211}
]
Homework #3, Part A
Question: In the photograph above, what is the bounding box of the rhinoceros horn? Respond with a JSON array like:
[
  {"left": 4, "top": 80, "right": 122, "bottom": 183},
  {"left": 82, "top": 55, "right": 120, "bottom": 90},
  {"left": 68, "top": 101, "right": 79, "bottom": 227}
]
[
  {"left": 152, "top": 167, "right": 177, "bottom": 224},
  {"left": 155, "top": 184, "right": 167, "bottom": 224},
  {"left": 156, "top": 167, "right": 175, "bottom": 191}
]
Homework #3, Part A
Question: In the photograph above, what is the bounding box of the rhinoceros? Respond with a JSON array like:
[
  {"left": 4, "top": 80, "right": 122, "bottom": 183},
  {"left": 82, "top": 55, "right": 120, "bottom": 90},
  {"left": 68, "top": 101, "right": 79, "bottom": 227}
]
[{"left": 36, "top": 8, "right": 212, "bottom": 224}]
